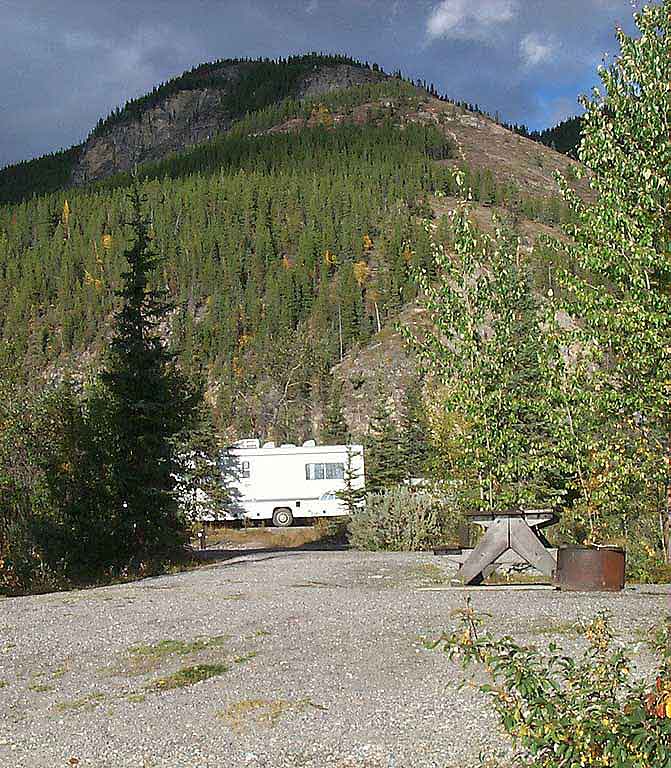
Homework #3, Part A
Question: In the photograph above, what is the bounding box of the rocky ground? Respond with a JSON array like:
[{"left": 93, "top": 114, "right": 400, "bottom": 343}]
[{"left": 0, "top": 546, "right": 667, "bottom": 768}]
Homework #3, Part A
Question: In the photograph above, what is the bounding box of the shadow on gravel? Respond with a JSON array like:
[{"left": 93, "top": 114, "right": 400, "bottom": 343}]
[{"left": 191, "top": 542, "right": 349, "bottom": 567}]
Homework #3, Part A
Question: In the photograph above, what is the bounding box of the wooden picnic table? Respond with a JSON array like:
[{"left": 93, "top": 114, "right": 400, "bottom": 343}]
[{"left": 456, "top": 509, "right": 558, "bottom": 585}]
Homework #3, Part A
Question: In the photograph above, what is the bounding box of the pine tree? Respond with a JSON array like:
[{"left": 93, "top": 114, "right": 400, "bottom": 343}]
[
  {"left": 398, "top": 378, "right": 431, "bottom": 482},
  {"left": 175, "top": 399, "right": 231, "bottom": 523},
  {"left": 101, "top": 186, "right": 197, "bottom": 563},
  {"left": 321, "top": 380, "right": 349, "bottom": 445},
  {"left": 338, "top": 444, "right": 366, "bottom": 515},
  {"left": 364, "top": 390, "right": 404, "bottom": 494}
]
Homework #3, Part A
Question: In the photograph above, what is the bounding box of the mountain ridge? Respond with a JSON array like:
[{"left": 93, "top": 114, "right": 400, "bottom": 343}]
[{"left": 0, "top": 53, "right": 582, "bottom": 206}]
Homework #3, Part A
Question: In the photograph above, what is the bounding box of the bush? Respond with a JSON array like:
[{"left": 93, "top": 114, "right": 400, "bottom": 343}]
[
  {"left": 434, "top": 601, "right": 671, "bottom": 768},
  {"left": 0, "top": 380, "right": 111, "bottom": 593},
  {"left": 348, "top": 485, "right": 459, "bottom": 551}
]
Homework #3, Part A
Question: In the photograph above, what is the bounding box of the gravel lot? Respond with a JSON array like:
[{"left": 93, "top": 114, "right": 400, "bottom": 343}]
[{"left": 0, "top": 547, "right": 667, "bottom": 768}]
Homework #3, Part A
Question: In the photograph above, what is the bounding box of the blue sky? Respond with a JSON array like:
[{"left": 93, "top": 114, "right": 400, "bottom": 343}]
[{"left": 1, "top": 0, "right": 639, "bottom": 168}]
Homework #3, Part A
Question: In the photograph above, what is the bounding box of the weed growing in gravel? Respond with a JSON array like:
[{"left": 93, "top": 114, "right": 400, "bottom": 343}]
[
  {"left": 119, "top": 635, "right": 230, "bottom": 675},
  {"left": 130, "top": 635, "right": 229, "bottom": 658},
  {"left": 219, "top": 698, "right": 327, "bottom": 732},
  {"left": 149, "top": 663, "right": 229, "bottom": 691},
  {"left": 434, "top": 601, "right": 671, "bottom": 768},
  {"left": 54, "top": 692, "right": 106, "bottom": 713},
  {"left": 527, "top": 618, "right": 583, "bottom": 638},
  {"left": 0, "top": 679, "right": 7, "bottom": 688},
  {"left": 233, "top": 652, "right": 258, "bottom": 664},
  {"left": 125, "top": 693, "right": 147, "bottom": 704},
  {"left": 28, "top": 682, "right": 54, "bottom": 693},
  {"left": 410, "top": 563, "right": 450, "bottom": 585}
]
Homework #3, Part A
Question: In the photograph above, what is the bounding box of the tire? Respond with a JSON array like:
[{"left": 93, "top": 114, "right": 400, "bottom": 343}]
[{"left": 272, "top": 507, "right": 294, "bottom": 528}]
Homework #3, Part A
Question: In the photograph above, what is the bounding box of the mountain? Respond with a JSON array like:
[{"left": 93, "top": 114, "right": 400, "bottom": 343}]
[
  {"left": 0, "top": 54, "right": 586, "bottom": 442},
  {"left": 72, "top": 55, "right": 386, "bottom": 185},
  {"left": 0, "top": 54, "right": 384, "bottom": 205}
]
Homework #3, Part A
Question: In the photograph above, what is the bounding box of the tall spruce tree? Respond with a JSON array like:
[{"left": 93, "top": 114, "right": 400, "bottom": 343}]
[
  {"left": 321, "top": 381, "right": 349, "bottom": 445},
  {"left": 398, "top": 378, "right": 431, "bottom": 482},
  {"left": 364, "top": 390, "right": 404, "bottom": 494},
  {"left": 102, "top": 187, "right": 197, "bottom": 562}
]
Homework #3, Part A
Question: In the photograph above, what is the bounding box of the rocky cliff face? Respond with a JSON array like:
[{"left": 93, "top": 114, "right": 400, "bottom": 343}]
[{"left": 71, "top": 64, "right": 384, "bottom": 184}]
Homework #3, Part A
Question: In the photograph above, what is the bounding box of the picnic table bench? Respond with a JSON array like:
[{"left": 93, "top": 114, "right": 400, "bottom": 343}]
[{"left": 456, "top": 509, "right": 558, "bottom": 585}]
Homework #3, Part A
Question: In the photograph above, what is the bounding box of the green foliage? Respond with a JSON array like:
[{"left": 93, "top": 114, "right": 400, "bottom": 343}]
[
  {"left": 101, "top": 187, "right": 198, "bottom": 562},
  {"left": 364, "top": 390, "right": 404, "bottom": 493},
  {"left": 435, "top": 603, "right": 671, "bottom": 768},
  {"left": 398, "top": 378, "right": 431, "bottom": 482},
  {"left": 348, "top": 485, "right": 456, "bottom": 551},
  {"left": 534, "top": 116, "right": 582, "bottom": 157},
  {"left": 554, "top": 1, "right": 671, "bottom": 553},
  {"left": 0, "top": 375, "right": 116, "bottom": 593},
  {"left": 0, "top": 146, "right": 81, "bottom": 205},
  {"left": 409, "top": 204, "right": 559, "bottom": 513},
  {"left": 174, "top": 400, "right": 230, "bottom": 523},
  {"left": 337, "top": 445, "right": 365, "bottom": 516},
  {"left": 321, "top": 381, "right": 349, "bottom": 445}
]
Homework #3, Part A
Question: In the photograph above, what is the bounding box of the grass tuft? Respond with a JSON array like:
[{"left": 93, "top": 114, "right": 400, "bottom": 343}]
[
  {"left": 149, "top": 663, "right": 228, "bottom": 691},
  {"left": 28, "top": 682, "right": 54, "bottom": 693},
  {"left": 54, "top": 692, "right": 106, "bottom": 713},
  {"left": 118, "top": 634, "right": 230, "bottom": 676},
  {"left": 219, "top": 698, "right": 326, "bottom": 732}
]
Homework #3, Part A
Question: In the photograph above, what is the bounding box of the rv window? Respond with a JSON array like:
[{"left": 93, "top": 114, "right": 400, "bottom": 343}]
[
  {"left": 305, "top": 463, "right": 324, "bottom": 480},
  {"left": 306, "top": 462, "right": 344, "bottom": 480},
  {"left": 326, "top": 462, "right": 345, "bottom": 480},
  {"left": 241, "top": 460, "right": 250, "bottom": 479}
]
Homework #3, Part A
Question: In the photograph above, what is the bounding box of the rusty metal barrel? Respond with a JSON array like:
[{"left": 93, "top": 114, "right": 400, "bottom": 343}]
[{"left": 555, "top": 545, "right": 625, "bottom": 592}]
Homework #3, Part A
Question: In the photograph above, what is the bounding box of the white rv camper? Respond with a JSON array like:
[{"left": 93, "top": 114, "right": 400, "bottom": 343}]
[{"left": 220, "top": 439, "right": 365, "bottom": 526}]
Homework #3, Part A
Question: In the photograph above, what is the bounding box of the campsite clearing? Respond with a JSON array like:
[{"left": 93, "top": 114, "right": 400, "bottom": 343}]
[{"left": 0, "top": 547, "right": 666, "bottom": 768}]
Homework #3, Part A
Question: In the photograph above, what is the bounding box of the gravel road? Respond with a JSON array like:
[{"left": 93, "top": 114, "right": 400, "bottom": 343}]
[{"left": 0, "top": 548, "right": 667, "bottom": 768}]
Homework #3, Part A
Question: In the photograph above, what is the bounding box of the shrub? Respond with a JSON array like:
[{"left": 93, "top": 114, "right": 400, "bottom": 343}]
[
  {"left": 433, "top": 601, "right": 671, "bottom": 768},
  {"left": 348, "top": 485, "right": 459, "bottom": 551},
  {"left": 0, "top": 379, "right": 116, "bottom": 593}
]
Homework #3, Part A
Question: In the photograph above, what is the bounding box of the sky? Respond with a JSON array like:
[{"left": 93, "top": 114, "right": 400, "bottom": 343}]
[{"left": 1, "top": 0, "right": 639, "bottom": 169}]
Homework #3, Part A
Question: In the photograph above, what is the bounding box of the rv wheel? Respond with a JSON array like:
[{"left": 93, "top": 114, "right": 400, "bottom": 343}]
[{"left": 272, "top": 508, "right": 294, "bottom": 528}]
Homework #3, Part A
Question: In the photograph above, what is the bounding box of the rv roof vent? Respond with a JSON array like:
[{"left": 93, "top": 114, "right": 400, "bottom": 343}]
[
  {"left": 302, "top": 439, "right": 316, "bottom": 448},
  {"left": 280, "top": 443, "right": 296, "bottom": 448},
  {"left": 234, "top": 438, "right": 260, "bottom": 449},
  {"left": 262, "top": 441, "right": 276, "bottom": 449}
]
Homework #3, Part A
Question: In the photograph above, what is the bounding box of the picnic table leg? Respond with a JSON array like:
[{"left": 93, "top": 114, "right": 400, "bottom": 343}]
[
  {"left": 457, "top": 517, "right": 509, "bottom": 585},
  {"left": 509, "top": 518, "right": 557, "bottom": 578}
]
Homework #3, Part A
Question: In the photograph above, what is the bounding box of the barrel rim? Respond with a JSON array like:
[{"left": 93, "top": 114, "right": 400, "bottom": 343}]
[{"left": 558, "top": 545, "right": 625, "bottom": 554}]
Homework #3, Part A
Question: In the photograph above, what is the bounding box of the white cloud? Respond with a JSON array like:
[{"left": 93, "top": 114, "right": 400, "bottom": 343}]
[
  {"left": 426, "top": 0, "right": 518, "bottom": 41},
  {"left": 520, "top": 32, "right": 555, "bottom": 67}
]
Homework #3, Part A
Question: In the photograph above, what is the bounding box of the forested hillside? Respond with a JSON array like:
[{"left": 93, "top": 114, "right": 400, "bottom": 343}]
[{"left": 0, "top": 58, "right": 581, "bottom": 443}]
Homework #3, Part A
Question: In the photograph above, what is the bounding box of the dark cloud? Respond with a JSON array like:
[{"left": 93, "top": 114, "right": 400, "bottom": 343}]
[{"left": 1, "top": 0, "right": 637, "bottom": 167}]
